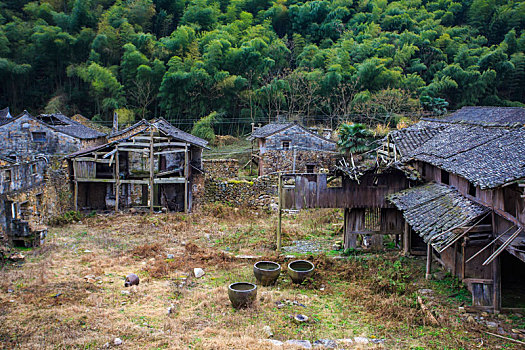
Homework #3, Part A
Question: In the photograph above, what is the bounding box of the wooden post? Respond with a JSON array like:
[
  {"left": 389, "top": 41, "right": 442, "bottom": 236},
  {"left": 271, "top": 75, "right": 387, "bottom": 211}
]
[
  {"left": 403, "top": 220, "right": 410, "bottom": 255},
  {"left": 426, "top": 243, "right": 432, "bottom": 280},
  {"left": 184, "top": 144, "right": 188, "bottom": 213},
  {"left": 73, "top": 160, "right": 78, "bottom": 211},
  {"left": 115, "top": 146, "right": 120, "bottom": 212},
  {"left": 277, "top": 173, "right": 282, "bottom": 251},
  {"left": 149, "top": 129, "right": 154, "bottom": 212},
  {"left": 461, "top": 240, "right": 466, "bottom": 280},
  {"left": 492, "top": 212, "right": 501, "bottom": 313},
  {"left": 452, "top": 241, "right": 458, "bottom": 277}
]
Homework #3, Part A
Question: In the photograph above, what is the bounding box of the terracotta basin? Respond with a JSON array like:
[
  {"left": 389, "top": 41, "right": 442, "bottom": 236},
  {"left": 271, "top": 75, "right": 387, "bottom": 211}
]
[
  {"left": 287, "top": 260, "right": 315, "bottom": 284},
  {"left": 253, "top": 261, "right": 281, "bottom": 286},
  {"left": 228, "top": 282, "right": 257, "bottom": 308}
]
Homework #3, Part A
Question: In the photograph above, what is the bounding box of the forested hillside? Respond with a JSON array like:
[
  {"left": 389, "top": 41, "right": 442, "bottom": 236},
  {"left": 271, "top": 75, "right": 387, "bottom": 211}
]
[{"left": 0, "top": 0, "right": 524, "bottom": 133}]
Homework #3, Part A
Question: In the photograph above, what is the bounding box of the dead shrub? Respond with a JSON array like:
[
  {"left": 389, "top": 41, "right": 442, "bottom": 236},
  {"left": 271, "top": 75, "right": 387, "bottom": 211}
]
[{"left": 130, "top": 243, "right": 163, "bottom": 258}]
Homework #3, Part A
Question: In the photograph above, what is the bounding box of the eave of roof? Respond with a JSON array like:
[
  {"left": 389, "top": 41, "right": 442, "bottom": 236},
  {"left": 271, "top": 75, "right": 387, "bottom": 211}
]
[{"left": 388, "top": 183, "right": 490, "bottom": 252}]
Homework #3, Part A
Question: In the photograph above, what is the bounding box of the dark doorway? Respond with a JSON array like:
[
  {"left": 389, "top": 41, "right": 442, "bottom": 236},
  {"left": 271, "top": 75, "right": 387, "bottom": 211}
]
[{"left": 501, "top": 251, "right": 525, "bottom": 308}]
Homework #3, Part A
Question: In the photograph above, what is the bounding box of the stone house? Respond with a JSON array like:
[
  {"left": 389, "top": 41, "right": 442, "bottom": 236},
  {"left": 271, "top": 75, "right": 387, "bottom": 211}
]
[
  {"left": 0, "top": 111, "right": 107, "bottom": 159},
  {"left": 66, "top": 118, "right": 208, "bottom": 213},
  {"left": 0, "top": 156, "right": 47, "bottom": 248},
  {"left": 249, "top": 122, "right": 337, "bottom": 176}
]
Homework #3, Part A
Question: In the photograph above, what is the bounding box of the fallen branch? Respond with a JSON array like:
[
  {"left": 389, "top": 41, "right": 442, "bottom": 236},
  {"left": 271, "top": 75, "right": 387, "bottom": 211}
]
[
  {"left": 417, "top": 295, "right": 439, "bottom": 326},
  {"left": 484, "top": 331, "right": 525, "bottom": 346}
]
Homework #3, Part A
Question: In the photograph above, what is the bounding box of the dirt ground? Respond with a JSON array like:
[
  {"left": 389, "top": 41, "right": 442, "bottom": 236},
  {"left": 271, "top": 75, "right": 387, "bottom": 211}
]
[{"left": 0, "top": 206, "right": 523, "bottom": 349}]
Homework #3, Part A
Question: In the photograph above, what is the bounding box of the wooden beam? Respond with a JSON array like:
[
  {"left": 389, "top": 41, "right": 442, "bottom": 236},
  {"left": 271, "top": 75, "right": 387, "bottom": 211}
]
[
  {"left": 154, "top": 142, "right": 188, "bottom": 148},
  {"left": 426, "top": 244, "right": 432, "bottom": 280},
  {"left": 115, "top": 147, "right": 120, "bottom": 212},
  {"left": 277, "top": 173, "right": 282, "bottom": 251},
  {"left": 154, "top": 177, "right": 185, "bottom": 184},
  {"left": 184, "top": 144, "right": 188, "bottom": 213},
  {"left": 74, "top": 180, "right": 78, "bottom": 212},
  {"left": 118, "top": 142, "right": 151, "bottom": 147},
  {"left": 120, "top": 179, "right": 149, "bottom": 185},
  {"left": 76, "top": 178, "right": 116, "bottom": 183},
  {"left": 149, "top": 130, "right": 154, "bottom": 212},
  {"left": 118, "top": 148, "right": 149, "bottom": 153},
  {"left": 154, "top": 149, "right": 185, "bottom": 156},
  {"left": 403, "top": 221, "right": 410, "bottom": 255}
]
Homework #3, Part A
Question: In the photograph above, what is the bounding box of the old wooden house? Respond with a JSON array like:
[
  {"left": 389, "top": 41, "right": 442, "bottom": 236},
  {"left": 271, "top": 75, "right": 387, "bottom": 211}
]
[
  {"left": 0, "top": 155, "right": 47, "bottom": 247},
  {"left": 66, "top": 118, "right": 208, "bottom": 213},
  {"left": 279, "top": 106, "right": 525, "bottom": 312},
  {"left": 0, "top": 111, "right": 106, "bottom": 159},
  {"left": 249, "top": 122, "right": 337, "bottom": 175},
  {"left": 384, "top": 106, "right": 525, "bottom": 312}
]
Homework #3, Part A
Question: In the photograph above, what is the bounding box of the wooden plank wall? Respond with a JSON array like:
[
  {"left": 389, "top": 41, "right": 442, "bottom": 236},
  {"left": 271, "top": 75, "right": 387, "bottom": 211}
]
[{"left": 282, "top": 171, "right": 409, "bottom": 210}]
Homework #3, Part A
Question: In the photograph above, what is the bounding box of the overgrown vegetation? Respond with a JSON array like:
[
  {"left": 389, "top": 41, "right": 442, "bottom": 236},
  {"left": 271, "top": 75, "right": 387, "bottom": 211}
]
[
  {"left": 0, "top": 209, "right": 523, "bottom": 348},
  {"left": 1, "top": 0, "right": 524, "bottom": 134}
]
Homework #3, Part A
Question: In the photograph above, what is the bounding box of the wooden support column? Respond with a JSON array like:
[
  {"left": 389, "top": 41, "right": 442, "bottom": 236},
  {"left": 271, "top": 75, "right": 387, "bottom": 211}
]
[
  {"left": 452, "top": 241, "right": 458, "bottom": 277},
  {"left": 73, "top": 160, "right": 78, "bottom": 211},
  {"left": 426, "top": 243, "right": 432, "bottom": 280},
  {"left": 461, "top": 239, "right": 466, "bottom": 280},
  {"left": 403, "top": 220, "right": 410, "bottom": 255},
  {"left": 115, "top": 146, "right": 120, "bottom": 212},
  {"left": 184, "top": 144, "right": 189, "bottom": 213},
  {"left": 492, "top": 212, "right": 501, "bottom": 313},
  {"left": 149, "top": 129, "right": 154, "bottom": 212},
  {"left": 343, "top": 208, "right": 363, "bottom": 249},
  {"left": 277, "top": 173, "right": 282, "bottom": 251}
]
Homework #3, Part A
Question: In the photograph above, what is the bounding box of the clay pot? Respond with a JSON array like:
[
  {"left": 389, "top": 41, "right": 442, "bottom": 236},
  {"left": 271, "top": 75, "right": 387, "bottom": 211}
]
[
  {"left": 228, "top": 282, "right": 257, "bottom": 308},
  {"left": 287, "top": 260, "right": 315, "bottom": 284},
  {"left": 253, "top": 261, "right": 281, "bottom": 286}
]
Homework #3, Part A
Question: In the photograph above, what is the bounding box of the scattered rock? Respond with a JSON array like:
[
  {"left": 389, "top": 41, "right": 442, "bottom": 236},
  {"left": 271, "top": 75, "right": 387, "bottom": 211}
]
[
  {"left": 193, "top": 268, "right": 205, "bottom": 278},
  {"left": 121, "top": 290, "right": 130, "bottom": 295},
  {"left": 486, "top": 321, "right": 498, "bottom": 329},
  {"left": 312, "top": 339, "right": 337, "bottom": 348},
  {"left": 467, "top": 316, "right": 476, "bottom": 323},
  {"left": 294, "top": 314, "right": 309, "bottom": 323},
  {"left": 458, "top": 306, "right": 465, "bottom": 313},
  {"left": 433, "top": 271, "right": 447, "bottom": 280},
  {"left": 263, "top": 325, "right": 273, "bottom": 338},
  {"left": 370, "top": 338, "right": 386, "bottom": 344},
  {"left": 9, "top": 253, "right": 25, "bottom": 261},
  {"left": 284, "top": 340, "right": 312, "bottom": 349},
  {"left": 418, "top": 289, "right": 434, "bottom": 295},
  {"left": 497, "top": 313, "right": 506, "bottom": 320},
  {"left": 124, "top": 274, "right": 139, "bottom": 287},
  {"left": 481, "top": 312, "right": 489, "bottom": 317},
  {"left": 7, "top": 289, "right": 13, "bottom": 293},
  {"left": 262, "top": 339, "right": 284, "bottom": 346},
  {"left": 335, "top": 339, "right": 353, "bottom": 346},
  {"left": 353, "top": 337, "right": 369, "bottom": 344},
  {"left": 83, "top": 250, "right": 92, "bottom": 253},
  {"left": 167, "top": 306, "right": 174, "bottom": 314},
  {"left": 114, "top": 338, "right": 122, "bottom": 346},
  {"left": 167, "top": 254, "right": 174, "bottom": 259}
]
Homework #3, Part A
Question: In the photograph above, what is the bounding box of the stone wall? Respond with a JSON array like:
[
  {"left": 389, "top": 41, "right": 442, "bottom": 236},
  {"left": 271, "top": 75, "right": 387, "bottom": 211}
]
[
  {"left": 0, "top": 114, "right": 82, "bottom": 157},
  {"left": 261, "top": 150, "right": 338, "bottom": 175},
  {"left": 262, "top": 124, "right": 336, "bottom": 152},
  {"left": 203, "top": 159, "right": 239, "bottom": 179},
  {"left": 203, "top": 176, "right": 277, "bottom": 209}
]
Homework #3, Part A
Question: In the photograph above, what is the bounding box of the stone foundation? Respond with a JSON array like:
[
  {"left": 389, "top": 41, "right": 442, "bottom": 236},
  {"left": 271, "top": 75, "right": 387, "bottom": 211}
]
[
  {"left": 203, "top": 159, "right": 239, "bottom": 179},
  {"left": 260, "top": 150, "right": 338, "bottom": 175},
  {"left": 203, "top": 176, "right": 277, "bottom": 210}
]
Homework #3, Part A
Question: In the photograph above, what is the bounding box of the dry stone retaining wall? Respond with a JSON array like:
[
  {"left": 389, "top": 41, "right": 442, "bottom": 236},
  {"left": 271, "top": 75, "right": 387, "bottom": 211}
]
[
  {"left": 204, "top": 175, "right": 277, "bottom": 209},
  {"left": 203, "top": 159, "right": 239, "bottom": 179}
]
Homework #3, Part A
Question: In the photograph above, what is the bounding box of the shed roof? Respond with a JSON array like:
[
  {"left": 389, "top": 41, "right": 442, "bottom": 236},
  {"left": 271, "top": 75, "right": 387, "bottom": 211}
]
[
  {"left": 388, "top": 107, "right": 525, "bottom": 189},
  {"left": 388, "top": 183, "right": 490, "bottom": 252}
]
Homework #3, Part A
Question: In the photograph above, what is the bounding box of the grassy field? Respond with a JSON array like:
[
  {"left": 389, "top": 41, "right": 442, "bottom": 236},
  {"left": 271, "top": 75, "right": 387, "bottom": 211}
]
[{"left": 0, "top": 206, "right": 523, "bottom": 349}]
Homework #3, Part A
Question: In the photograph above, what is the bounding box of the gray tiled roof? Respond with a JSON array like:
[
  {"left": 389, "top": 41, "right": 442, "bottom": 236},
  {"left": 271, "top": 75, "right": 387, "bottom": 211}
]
[
  {"left": 153, "top": 118, "right": 209, "bottom": 148},
  {"left": 427, "top": 106, "right": 525, "bottom": 127},
  {"left": 0, "top": 107, "right": 11, "bottom": 120},
  {"left": 388, "top": 183, "right": 490, "bottom": 252},
  {"left": 389, "top": 107, "right": 525, "bottom": 189},
  {"left": 109, "top": 119, "right": 208, "bottom": 148},
  {"left": 37, "top": 113, "right": 106, "bottom": 140},
  {"left": 249, "top": 123, "right": 292, "bottom": 139}
]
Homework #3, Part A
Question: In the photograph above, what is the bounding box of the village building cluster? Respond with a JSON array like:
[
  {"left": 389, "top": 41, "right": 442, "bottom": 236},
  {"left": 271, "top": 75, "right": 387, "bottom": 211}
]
[{"left": 0, "top": 105, "right": 524, "bottom": 314}]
